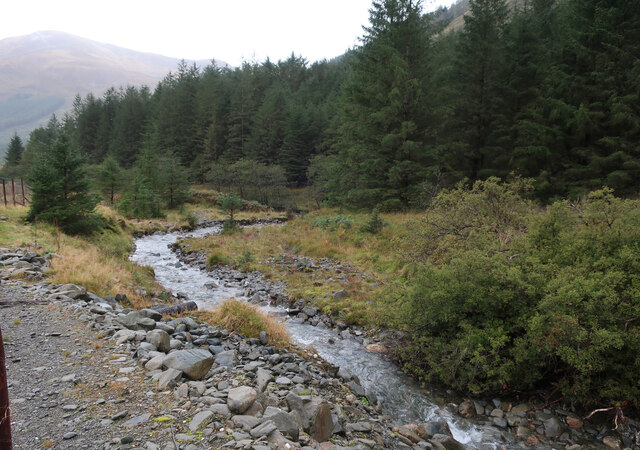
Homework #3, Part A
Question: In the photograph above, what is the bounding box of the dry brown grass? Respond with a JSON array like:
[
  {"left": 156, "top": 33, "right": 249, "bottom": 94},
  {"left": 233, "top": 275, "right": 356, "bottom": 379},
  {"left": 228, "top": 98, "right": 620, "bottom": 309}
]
[
  {"left": 48, "top": 242, "right": 157, "bottom": 308},
  {"left": 179, "top": 209, "right": 421, "bottom": 325},
  {"left": 194, "top": 300, "right": 291, "bottom": 349}
]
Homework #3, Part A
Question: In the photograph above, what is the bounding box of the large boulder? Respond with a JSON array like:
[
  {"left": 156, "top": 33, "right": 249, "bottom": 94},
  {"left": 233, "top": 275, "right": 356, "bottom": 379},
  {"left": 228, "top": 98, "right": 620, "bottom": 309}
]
[
  {"left": 227, "top": 386, "right": 258, "bottom": 414},
  {"left": 163, "top": 349, "right": 214, "bottom": 380},
  {"left": 146, "top": 329, "right": 170, "bottom": 352},
  {"left": 117, "top": 311, "right": 156, "bottom": 331}
]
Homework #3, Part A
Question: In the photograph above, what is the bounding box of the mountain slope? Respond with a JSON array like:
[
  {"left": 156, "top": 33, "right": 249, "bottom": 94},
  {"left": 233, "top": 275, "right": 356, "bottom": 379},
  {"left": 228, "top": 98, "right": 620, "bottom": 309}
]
[{"left": 0, "top": 31, "right": 228, "bottom": 157}]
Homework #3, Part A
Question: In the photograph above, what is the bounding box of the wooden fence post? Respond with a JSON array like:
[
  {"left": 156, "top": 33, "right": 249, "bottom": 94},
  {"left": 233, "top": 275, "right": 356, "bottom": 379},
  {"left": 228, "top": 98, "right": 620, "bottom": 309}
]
[
  {"left": 20, "top": 178, "right": 25, "bottom": 206},
  {"left": 2, "top": 180, "right": 6, "bottom": 207},
  {"left": 10, "top": 179, "right": 16, "bottom": 207},
  {"left": 0, "top": 327, "right": 12, "bottom": 449}
]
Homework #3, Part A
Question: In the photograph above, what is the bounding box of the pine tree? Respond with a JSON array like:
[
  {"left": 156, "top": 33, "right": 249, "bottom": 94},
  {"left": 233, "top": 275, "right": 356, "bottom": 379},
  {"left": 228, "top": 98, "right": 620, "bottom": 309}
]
[
  {"left": 3, "top": 133, "right": 24, "bottom": 177},
  {"left": 27, "top": 136, "right": 101, "bottom": 234}
]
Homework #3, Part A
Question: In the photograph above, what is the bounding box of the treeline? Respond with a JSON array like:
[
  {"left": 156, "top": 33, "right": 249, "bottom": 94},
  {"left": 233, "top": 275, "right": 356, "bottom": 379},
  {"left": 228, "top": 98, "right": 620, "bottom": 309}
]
[{"left": 5, "top": 0, "right": 640, "bottom": 212}]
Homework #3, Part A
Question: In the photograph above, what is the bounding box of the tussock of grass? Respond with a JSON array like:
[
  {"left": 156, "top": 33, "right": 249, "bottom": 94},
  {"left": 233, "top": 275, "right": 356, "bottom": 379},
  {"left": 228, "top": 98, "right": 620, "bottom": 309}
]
[{"left": 195, "top": 300, "right": 290, "bottom": 349}]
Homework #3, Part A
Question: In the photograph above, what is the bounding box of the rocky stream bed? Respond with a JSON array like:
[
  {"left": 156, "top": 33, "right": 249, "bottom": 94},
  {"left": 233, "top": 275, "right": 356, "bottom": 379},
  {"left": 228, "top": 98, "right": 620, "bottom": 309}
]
[{"left": 0, "top": 228, "right": 638, "bottom": 449}]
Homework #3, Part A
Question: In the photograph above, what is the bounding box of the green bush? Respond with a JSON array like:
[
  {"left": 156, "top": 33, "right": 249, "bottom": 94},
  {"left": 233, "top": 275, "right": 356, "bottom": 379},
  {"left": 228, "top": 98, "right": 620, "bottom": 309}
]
[
  {"left": 360, "top": 209, "right": 386, "bottom": 234},
  {"left": 390, "top": 182, "right": 640, "bottom": 406},
  {"left": 206, "top": 253, "right": 230, "bottom": 268},
  {"left": 239, "top": 250, "right": 254, "bottom": 265},
  {"left": 183, "top": 213, "right": 198, "bottom": 228},
  {"left": 221, "top": 218, "right": 241, "bottom": 235}
]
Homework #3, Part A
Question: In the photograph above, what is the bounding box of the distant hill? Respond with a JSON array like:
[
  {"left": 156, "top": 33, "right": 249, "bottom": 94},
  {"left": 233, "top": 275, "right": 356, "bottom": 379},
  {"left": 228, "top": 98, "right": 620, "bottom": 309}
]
[
  {"left": 440, "top": 0, "right": 523, "bottom": 33},
  {"left": 0, "top": 31, "right": 228, "bottom": 158}
]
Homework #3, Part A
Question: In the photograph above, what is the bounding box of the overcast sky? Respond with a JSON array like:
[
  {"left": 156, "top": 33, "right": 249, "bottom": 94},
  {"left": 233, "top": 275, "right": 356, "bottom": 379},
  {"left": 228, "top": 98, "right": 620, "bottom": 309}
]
[{"left": 1, "top": 0, "right": 457, "bottom": 67}]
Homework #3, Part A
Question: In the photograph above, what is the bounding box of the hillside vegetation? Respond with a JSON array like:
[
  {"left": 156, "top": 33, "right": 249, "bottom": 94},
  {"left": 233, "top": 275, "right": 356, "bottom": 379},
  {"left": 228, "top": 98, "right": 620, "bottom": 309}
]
[
  {"left": 3, "top": 0, "right": 638, "bottom": 208},
  {"left": 1, "top": 0, "right": 638, "bottom": 411}
]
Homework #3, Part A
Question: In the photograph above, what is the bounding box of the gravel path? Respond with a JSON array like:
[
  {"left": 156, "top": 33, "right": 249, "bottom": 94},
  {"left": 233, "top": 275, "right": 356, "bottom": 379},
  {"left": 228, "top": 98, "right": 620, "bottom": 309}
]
[{"left": 1, "top": 280, "right": 179, "bottom": 449}]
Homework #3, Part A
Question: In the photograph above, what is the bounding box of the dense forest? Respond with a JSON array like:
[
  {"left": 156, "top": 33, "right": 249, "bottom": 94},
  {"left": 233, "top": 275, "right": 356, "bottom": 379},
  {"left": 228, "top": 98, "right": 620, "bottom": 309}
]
[{"left": 3, "top": 0, "right": 639, "bottom": 213}]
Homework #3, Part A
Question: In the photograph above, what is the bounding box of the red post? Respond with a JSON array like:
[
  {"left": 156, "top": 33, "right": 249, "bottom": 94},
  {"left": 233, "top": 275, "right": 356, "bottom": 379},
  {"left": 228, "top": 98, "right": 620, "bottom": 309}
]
[
  {"left": 0, "top": 327, "right": 12, "bottom": 449},
  {"left": 1, "top": 179, "right": 6, "bottom": 207},
  {"left": 10, "top": 179, "right": 16, "bottom": 207}
]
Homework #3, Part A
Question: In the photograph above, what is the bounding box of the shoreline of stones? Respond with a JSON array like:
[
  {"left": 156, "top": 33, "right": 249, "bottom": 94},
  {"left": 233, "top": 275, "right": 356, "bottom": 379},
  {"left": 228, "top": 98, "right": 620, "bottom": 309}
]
[
  {"left": 169, "top": 227, "right": 640, "bottom": 450},
  {"left": 1, "top": 247, "right": 473, "bottom": 449}
]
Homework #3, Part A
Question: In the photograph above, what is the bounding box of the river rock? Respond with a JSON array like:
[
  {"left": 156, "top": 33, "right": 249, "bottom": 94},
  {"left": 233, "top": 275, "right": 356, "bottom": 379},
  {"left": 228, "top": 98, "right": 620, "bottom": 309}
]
[
  {"left": 416, "top": 421, "right": 452, "bottom": 439},
  {"left": 256, "top": 368, "right": 273, "bottom": 392},
  {"left": 263, "top": 406, "right": 300, "bottom": 441},
  {"left": 309, "top": 401, "right": 333, "bottom": 443},
  {"left": 189, "top": 410, "right": 214, "bottom": 432},
  {"left": 215, "top": 349, "right": 238, "bottom": 368},
  {"left": 117, "top": 311, "right": 156, "bottom": 331},
  {"left": 145, "top": 354, "right": 166, "bottom": 371},
  {"left": 458, "top": 399, "right": 476, "bottom": 418},
  {"left": 157, "top": 368, "right": 183, "bottom": 390},
  {"left": 146, "top": 329, "right": 170, "bottom": 352},
  {"left": 430, "top": 434, "right": 465, "bottom": 450},
  {"left": 138, "top": 308, "right": 162, "bottom": 321},
  {"left": 209, "top": 403, "right": 231, "bottom": 418},
  {"left": 543, "top": 416, "right": 563, "bottom": 438},
  {"left": 250, "top": 420, "right": 277, "bottom": 438},
  {"left": 602, "top": 435, "right": 622, "bottom": 450},
  {"left": 227, "top": 386, "right": 257, "bottom": 414},
  {"left": 55, "top": 283, "right": 86, "bottom": 299},
  {"left": 163, "top": 349, "right": 213, "bottom": 380},
  {"left": 232, "top": 415, "right": 261, "bottom": 430}
]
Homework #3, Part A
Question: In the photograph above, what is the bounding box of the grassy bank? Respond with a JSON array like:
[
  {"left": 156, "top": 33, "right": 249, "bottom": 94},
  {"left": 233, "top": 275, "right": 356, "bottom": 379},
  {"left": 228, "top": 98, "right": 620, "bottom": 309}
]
[
  {"left": 0, "top": 204, "right": 161, "bottom": 307},
  {"left": 179, "top": 209, "right": 415, "bottom": 326}
]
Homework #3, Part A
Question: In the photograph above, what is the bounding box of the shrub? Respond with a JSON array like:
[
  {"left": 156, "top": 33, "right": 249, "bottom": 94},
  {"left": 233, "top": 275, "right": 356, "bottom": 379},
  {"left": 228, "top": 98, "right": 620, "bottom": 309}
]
[
  {"left": 183, "top": 213, "right": 198, "bottom": 228},
  {"left": 390, "top": 184, "right": 640, "bottom": 406},
  {"left": 221, "top": 218, "right": 241, "bottom": 235},
  {"left": 206, "top": 253, "right": 230, "bottom": 268},
  {"left": 239, "top": 250, "right": 254, "bottom": 265},
  {"left": 360, "top": 209, "right": 386, "bottom": 234}
]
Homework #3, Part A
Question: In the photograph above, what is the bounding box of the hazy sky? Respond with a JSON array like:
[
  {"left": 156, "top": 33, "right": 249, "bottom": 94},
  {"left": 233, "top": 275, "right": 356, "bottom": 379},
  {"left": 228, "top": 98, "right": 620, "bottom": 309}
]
[{"left": 1, "top": 0, "right": 456, "bottom": 66}]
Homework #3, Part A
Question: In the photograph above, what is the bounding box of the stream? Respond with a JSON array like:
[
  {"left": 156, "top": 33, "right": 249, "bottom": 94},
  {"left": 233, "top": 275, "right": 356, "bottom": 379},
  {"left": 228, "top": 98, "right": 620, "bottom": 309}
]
[{"left": 130, "top": 225, "right": 502, "bottom": 447}]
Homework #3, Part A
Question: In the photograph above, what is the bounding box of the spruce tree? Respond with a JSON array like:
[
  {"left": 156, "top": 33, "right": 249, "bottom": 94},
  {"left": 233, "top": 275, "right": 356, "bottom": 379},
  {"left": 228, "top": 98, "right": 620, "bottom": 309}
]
[
  {"left": 27, "top": 136, "right": 101, "bottom": 234},
  {"left": 95, "top": 154, "right": 123, "bottom": 204},
  {"left": 3, "top": 133, "right": 24, "bottom": 177},
  {"left": 449, "top": 0, "right": 510, "bottom": 180},
  {"left": 333, "top": 0, "right": 433, "bottom": 209}
]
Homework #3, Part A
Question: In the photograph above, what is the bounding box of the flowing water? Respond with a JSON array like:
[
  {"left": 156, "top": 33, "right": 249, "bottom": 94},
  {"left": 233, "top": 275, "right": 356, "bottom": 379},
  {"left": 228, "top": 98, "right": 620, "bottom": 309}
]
[{"left": 131, "top": 226, "right": 501, "bottom": 447}]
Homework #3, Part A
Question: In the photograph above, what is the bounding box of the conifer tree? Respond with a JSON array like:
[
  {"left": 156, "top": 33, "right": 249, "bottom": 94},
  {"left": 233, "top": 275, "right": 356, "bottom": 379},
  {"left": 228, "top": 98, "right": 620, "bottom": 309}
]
[
  {"left": 27, "top": 136, "right": 101, "bottom": 234},
  {"left": 3, "top": 133, "right": 24, "bottom": 177},
  {"left": 448, "top": 0, "right": 510, "bottom": 180},
  {"left": 95, "top": 153, "right": 123, "bottom": 204},
  {"left": 333, "top": 0, "right": 433, "bottom": 209}
]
